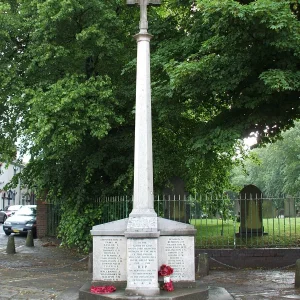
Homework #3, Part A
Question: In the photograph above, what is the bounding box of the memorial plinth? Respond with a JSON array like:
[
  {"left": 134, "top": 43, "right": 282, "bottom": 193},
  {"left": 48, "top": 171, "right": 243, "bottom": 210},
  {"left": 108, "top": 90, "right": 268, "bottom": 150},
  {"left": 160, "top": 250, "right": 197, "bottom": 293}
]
[
  {"left": 79, "top": 218, "right": 209, "bottom": 300},
  {"left": 90, "top": 218, "right": 196, "bottom": 286}
]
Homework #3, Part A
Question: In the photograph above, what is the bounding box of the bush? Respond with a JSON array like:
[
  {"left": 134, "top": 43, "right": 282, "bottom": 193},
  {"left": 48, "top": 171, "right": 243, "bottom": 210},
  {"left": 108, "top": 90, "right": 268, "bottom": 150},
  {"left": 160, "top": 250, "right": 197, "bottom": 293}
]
[{"left": 58, "top": 202, "right": 102, "bottom": 253}]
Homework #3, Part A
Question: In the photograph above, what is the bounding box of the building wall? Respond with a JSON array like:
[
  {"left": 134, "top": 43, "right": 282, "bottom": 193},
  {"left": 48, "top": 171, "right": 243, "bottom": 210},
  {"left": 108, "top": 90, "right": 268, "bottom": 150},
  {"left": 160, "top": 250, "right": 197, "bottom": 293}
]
[{"left": 0, "top": 162, "right": 29, "bottom": 209}]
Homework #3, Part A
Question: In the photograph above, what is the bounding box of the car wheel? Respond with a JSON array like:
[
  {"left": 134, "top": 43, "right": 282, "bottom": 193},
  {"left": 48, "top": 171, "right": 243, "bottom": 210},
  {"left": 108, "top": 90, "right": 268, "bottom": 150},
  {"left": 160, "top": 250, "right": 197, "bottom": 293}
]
[
  {"left": 3, "top": 215, "right": 7, "bottom": 222},
  {"left": 5, "top": 231, "right": 11, "bottom": 236}
]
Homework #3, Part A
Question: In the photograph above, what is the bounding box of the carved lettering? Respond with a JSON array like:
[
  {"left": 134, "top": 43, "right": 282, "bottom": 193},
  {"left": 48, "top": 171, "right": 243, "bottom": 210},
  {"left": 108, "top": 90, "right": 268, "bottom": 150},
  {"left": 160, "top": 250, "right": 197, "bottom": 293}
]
[
  {"left": 127, "top": 217, "right": 157, "bottom": 229},
  {"left": 127, "top": 239, "right": 158, "bottom": 287},
  {"left": 94, "top": 237, "right": 127, "bottom": 281},
  {"left": 158, "top": 236, "right": 195, "bottom": 281}
]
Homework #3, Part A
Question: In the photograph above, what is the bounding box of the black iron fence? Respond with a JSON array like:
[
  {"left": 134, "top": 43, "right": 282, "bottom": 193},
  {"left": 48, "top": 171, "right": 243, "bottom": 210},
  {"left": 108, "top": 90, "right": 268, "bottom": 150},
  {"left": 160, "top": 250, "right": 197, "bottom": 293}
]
[
  {"left": 95, "top": 194, "right": 300, "bottom": 249},
  {"left": 46, "top": 203, "right": 60, "bottom": 236},
  {"left": 46, "top": 194, "right": 300, "bottom": 248}
]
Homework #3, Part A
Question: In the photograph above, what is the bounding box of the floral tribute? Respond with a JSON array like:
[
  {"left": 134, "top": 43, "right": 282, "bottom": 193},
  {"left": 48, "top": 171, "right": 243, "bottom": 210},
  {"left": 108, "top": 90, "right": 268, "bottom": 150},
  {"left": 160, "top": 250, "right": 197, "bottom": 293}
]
[
  {"left": 90, "top": 285, "right": 116, "bottom": 294},
  {"left": 158, "top": 264, "right": 174, "bottom": 291}
]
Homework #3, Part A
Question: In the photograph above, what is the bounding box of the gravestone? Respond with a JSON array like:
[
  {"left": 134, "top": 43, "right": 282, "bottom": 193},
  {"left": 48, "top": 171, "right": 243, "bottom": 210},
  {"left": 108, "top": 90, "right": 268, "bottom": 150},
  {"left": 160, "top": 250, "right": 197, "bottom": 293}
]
[
  {"left": 236, "top": 184, "right": 267, "bottom": 237},
  {"left": 262, "top": 199, "right": 276, "bottom": 218},
  {"left": 163, "top": 177, "right": 190, "bottom": 223},
  {"left": 284, "top": 196, "right": 296, "bottom": 217}
]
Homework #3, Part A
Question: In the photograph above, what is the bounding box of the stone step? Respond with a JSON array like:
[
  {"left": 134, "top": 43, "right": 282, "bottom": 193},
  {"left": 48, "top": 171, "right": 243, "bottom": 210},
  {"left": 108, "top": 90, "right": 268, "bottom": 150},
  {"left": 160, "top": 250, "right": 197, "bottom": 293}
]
[
  {"left": 208, "top": 286, "right": 234, "bottom": 300},
  {"left": 79, "top": 282, "right": 234, "bottom": 300}
]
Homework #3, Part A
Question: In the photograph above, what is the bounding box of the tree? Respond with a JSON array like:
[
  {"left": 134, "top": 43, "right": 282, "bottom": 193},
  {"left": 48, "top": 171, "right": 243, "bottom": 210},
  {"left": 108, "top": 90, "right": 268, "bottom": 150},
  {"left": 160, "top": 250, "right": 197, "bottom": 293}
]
[
  {"left": 0, "top": 0, "right": 139, "bottom": 251},
  {"left": 1, "top": 0, "right": 300, "bottom": 250},
  {"left": 151, "top": 0, "right": 300, "bottom": 192},
  {"left": 231, "top": 121, "right": 300, "bottom": 196}
]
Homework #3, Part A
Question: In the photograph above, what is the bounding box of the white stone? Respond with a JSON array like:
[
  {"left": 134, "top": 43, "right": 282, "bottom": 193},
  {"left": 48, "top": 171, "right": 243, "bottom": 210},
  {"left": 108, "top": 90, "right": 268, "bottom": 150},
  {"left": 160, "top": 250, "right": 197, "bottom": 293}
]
[
  {"left": 127, "top": 216, "right": 157, "bottom": 231},
  {"left": 93, "top": 236, "right": 127, "bottom": 282},
  {"left": 91, "top": 217, "right": 196, "bottom": 286},
  {"left": 158, "top": 236, "right": 195, "bottom": 282},
  {"left": 91, "top": 218, "right": 128, "bottom": 236},
  {"left": 127, "top": 239, "right": 158, "bottom": 287},
  {"left": 90, "top": 0, "right": 197, "bottom": 295},
  {"left": 158, "top": 217, "right": 197, "bottom": 235},
  {"left": 126, "top": 238, "right": 159, "bottom": 295},
  {"left": 131, "top": 32, "right": 155, "bottom": 216}
]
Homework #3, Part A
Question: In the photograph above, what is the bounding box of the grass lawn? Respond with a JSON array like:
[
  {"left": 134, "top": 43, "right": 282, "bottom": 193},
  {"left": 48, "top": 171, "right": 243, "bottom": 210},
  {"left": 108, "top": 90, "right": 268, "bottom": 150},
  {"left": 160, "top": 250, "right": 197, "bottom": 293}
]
[{"left": 191, "top": 217, "right": 300, "bottom": 248}]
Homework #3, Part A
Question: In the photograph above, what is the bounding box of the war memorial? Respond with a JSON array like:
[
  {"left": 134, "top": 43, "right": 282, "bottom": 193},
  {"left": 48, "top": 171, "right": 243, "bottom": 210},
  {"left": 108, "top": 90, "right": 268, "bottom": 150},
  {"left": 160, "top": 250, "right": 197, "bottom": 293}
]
[{"left": 79, "top": 1, "right": 209, "bottom": 299}]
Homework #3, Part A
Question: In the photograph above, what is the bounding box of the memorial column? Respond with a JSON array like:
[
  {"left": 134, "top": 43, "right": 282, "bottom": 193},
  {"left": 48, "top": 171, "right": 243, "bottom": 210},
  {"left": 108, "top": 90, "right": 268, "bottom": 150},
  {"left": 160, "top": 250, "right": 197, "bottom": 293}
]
[{"left": 125, "top": 0, "right": 161, "bottom": 296}]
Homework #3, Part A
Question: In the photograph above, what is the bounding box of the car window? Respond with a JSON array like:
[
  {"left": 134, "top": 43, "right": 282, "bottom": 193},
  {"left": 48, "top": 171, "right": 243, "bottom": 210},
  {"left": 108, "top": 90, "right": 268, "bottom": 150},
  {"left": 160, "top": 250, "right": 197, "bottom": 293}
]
[{"left": 15, "top": 206, "right": 37, "bottom": 216}]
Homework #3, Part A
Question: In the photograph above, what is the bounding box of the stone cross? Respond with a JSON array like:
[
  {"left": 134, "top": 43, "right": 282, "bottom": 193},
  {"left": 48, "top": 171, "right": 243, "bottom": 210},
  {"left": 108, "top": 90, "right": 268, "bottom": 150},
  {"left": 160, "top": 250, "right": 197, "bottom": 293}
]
[
  {"left": 126, "top": 0, "right": 161, "bottom": 221},
  {"left": 87, "top": 2, "right": 198, "bottom": 299},
  {"left": 125, "top": 0, "right": 161, "bottom": 296},
  {"left": 127, "top": 0, "right": 161, "bottom": 33}
]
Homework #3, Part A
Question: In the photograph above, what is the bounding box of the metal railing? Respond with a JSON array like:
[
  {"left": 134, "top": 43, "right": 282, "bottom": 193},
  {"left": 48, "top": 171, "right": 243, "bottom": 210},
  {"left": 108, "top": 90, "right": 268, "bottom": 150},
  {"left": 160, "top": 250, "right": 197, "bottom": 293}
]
[{"left": 95, "top": 194, "right": 300, "bottom": 249}]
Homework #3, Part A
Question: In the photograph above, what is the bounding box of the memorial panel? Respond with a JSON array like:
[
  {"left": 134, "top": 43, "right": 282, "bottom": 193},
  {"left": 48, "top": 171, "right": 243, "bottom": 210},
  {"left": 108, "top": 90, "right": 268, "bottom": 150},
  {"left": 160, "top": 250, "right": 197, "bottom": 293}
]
[
  {"left": 127, "top": 216, "right": 157, "bottom": 230},
  {"left": 93, "top": 236, "right": 127, "bottom": 281},
  {"left": 158, "top": 236, "right": 195, "bottom": 281},
  {"left": 127, "top": 238, "right": 158, "bottom": 288}
]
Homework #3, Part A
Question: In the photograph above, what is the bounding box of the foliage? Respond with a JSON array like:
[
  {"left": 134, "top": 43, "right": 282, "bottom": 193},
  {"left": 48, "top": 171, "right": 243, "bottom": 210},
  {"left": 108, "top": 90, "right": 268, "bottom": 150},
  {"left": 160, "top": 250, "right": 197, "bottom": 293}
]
[
  {"left": 58, "top": 201, "right": 102, "bottom": 253},
  {"left": 231, "top": 121, "right": 300, "bottom": 196},
  {"left": 151, "top": 0, "right": 300, "bottom": 192},
  {"left": 0, "top": 0, "right": 300, "bottom": 249}
]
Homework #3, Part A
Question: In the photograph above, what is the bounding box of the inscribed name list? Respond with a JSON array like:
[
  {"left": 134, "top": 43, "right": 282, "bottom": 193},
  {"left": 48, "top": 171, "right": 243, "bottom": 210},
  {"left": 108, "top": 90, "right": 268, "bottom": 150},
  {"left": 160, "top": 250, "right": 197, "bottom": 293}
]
[
  {"left": 158, "top": 236, "right": 195, "bottom": 281},
  {"left": 93, "top": 236, "right": 127, "bottom": 281}
]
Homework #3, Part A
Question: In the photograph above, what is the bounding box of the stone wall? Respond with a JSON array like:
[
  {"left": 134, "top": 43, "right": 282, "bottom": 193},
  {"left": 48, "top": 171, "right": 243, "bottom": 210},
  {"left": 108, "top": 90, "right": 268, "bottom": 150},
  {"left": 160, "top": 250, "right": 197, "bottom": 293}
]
[{"left": 196, "top": 249, "right": 299, "bottom": 270}]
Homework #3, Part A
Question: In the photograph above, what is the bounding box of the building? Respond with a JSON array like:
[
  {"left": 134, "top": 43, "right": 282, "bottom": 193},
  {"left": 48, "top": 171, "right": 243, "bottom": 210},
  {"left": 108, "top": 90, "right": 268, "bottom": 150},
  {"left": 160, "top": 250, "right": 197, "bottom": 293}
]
[{"left": 0, "top": 162, "right": 31, "bottom": 210}]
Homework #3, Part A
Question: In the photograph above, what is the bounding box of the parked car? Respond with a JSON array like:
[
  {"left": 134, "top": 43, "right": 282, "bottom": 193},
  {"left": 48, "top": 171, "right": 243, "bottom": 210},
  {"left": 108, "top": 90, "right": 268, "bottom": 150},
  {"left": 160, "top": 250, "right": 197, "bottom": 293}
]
[
  {"left": 3, "top": 205, "right": 37, "bottom": 237},
  {"left": 0, "top": 205, "right": 23, "bottom": 223}
]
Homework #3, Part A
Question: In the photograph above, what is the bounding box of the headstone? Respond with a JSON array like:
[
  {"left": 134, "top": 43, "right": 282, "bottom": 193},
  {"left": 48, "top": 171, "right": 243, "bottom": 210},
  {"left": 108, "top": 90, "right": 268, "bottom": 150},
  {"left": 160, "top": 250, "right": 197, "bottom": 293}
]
[
  {"left": 236, "top": 184, "right": 267, "bottom": 237},
  {"left": 163, "top": 177, "right": 190, "bottom": 223},
  {"left": 284, "top": 196, "right": 296, "bottom": 217},
  {"left": 262, "top": 199, "right": 276, "bottom": 218}
]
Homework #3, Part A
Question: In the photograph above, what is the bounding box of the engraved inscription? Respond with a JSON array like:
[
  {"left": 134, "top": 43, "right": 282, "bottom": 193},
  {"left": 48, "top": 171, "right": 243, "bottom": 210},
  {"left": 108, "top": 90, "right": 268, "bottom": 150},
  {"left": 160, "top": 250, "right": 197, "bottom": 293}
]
[
  {"left": 127, "top": 217, "right": 157, "bottom": 229},
  {"left": 158, "top": 236, "right": 195, "bottom": 281},
  {"left": 95, "top": 237, "right": 126, "bottom": 281},
  {"left": 127, "top": 239, "right": 158, "bottom": 287},
  {"left": 164, "top": 237, "right": 187, "bottom": 280}
]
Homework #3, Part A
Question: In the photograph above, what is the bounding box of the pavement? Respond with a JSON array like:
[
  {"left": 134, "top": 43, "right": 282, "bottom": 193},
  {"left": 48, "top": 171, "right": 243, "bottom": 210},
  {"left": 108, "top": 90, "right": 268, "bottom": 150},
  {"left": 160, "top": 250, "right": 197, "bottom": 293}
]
[
  {"left": 200, "top": 269, "right": 300, "bottom": 299},
  {"left": 0, "top": 237, "right": 91, "bottom": 300},
  {"left": 0, "top": 236, "right": 300, "bottom": 299}
]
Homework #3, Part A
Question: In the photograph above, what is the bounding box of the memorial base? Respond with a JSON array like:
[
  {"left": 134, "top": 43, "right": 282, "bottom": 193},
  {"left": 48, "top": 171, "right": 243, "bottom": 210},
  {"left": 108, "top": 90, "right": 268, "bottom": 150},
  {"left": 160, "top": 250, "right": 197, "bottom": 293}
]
[
  {"left": 79, "top": 282, "right": 209, "bottom": 300},
  {"left": 125, "top": 286, "right": 160, "bottom": 297},
  {"left": 89, "top": 217, "right": 199, "bottom": 299}
]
